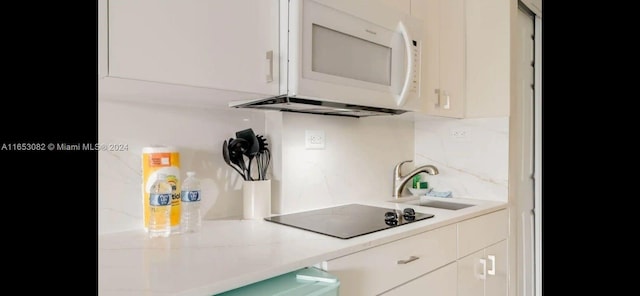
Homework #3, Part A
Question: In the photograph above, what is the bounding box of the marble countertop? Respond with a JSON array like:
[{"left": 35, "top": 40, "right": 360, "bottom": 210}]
[{"left": 98, "top": 197, "right": 507, "bottom": 296}]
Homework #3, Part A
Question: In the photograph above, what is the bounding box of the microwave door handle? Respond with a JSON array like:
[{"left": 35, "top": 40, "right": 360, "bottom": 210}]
[{"left": 396, "top": 21, "right": 414, "bottom": 107}]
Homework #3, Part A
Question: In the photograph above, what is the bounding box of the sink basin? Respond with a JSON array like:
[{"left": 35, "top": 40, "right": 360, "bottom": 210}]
[
  {"left": 411, "top": 200, "right": 474, "bottom": 210},
  {"left": 390, "top": 197, "right": 475, "bottom": 210}
]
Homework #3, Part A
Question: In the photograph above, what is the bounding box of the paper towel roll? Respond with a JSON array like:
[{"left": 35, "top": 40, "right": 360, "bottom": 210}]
[{"left": 142, "top": 146, "right": 181, "bottom": 230}]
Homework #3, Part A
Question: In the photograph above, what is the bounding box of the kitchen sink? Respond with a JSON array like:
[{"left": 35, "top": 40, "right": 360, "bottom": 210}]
[
  {"left": 389, "top": 197, "right": 476, "bottom": 210},
  {"left": 411, "top": 200, "right": 474, "bottom": 210}
]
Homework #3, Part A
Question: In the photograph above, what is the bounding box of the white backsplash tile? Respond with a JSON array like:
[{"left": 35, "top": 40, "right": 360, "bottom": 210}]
[
  {"left": 98, "top": 99, "right": 507, "bottom": 235},
  {"left": 98, "top": 100, "right": 265, "bottom": 234},
  {"left": 413, "top": 116, "right": 509, "bottom": 202},
  {"left": 275, "top": 113, "right": 414, "bottom": 214}
]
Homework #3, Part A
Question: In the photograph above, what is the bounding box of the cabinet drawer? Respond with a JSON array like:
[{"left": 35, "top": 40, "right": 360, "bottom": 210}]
[
  {"left": 323, "top": 224, "right": 457, "bottom": 296},
  {"left": 381, "top": 262, "right": 457, "bottom": 296},
  {"left": 457, "top": 209, "right": 508, "bottom": 258}
]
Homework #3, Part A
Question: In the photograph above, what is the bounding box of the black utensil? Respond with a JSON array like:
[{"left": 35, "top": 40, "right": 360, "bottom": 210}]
[
  {"left": 229, "top": 138, "right": 250, "bottom": 180},
  {"left": 236, "top": 129, "right": 259, "bottom": 180},
  {"left": 236, "top": 129, "right": 259, "bottom": 156},
  {"left": 256, "top": 134, "right": 268, "bottom": 152},
  {"left": 223, "top": 140, "right": 245, "bottom": 179},
  {"left": 254, "top": 134, "right": 271, "bottom": 180}
]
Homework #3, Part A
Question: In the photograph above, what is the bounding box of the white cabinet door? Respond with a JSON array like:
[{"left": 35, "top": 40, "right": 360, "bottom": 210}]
[
  {"left": 411, "top": 0, "right": 509, "bottom": 118},
  {"left": 485, "top": 240, "right": 508, "bottom": 296},
  {"left": 458, "top": 240, "right": 508, "bottom": 296},
  {"left": 108, "top": 0, "right": 279, "bottom": 96},
  {"left": 464, "top": 0, "right": 510, "bottom": 117},
  {"left": 411, "top": 0, "right": 465, "bottom": 118},
  {"left": 457, "top": 248, "right": 485, "bottom": 296},
  {"left": 457, "top": 210, "right": 508, "bottom": 296},
  {"left": 381, "top": 262, "right": 457, "bottom": 296}
]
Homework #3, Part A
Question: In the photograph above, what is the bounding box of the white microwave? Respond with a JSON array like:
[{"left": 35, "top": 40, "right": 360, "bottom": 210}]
[{"left": 230, "top": 0, "right": 423, "bottom": 117}]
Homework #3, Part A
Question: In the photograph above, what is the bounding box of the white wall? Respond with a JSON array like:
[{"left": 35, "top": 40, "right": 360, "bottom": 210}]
[
  {"left": 98, "top": 100, "right": 266, "bottom": 234},
  {"left": 273, "top": 113, "right": 415, "bottom": 214},
  {"left": 413, "top": 115, "right": 509, "bottom": 202}
]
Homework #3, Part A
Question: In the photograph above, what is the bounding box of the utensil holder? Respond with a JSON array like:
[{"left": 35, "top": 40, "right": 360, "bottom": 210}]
[{"left": 242, "top": 180, "right": 271, "bottom": 220}]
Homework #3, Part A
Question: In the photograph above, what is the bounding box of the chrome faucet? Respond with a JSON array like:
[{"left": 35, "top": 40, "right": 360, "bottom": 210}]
[{"left": 392, "top": 160, "right": 439, "bottom": 199}]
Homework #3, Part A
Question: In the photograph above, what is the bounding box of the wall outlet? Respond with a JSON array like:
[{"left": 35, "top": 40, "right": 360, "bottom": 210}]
[
  {"left": 305, "top": 130, "right": 325, "bottom": 149},
  {"left": 450, "top": 128, "right": 468, "bottom": 139}
]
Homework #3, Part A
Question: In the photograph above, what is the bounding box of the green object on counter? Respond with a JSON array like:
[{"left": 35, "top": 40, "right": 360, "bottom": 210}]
[
  {"left": 412, "top": 175, "right": 421, "bottom": 188},
  {"left": 418, "top": 181, "right": 429, "bottom": 189}
]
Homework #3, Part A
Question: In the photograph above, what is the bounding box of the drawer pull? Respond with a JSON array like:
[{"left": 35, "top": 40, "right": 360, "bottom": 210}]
[{"left": 396, "top": 256, "right": 420, "bottom": 265}]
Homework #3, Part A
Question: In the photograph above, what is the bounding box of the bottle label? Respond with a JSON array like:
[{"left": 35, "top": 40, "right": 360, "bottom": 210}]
[
  {"left": 150, "top": 193, "right": 172, "bottom": 206},
  {"left": 181, "top": 190, "right": 201, "bottom": 202}
]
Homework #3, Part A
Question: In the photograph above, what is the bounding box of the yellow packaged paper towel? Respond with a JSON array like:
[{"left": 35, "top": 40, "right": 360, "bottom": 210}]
[{"left": 142, "top": 146, "right": 181, "bottom": 230}]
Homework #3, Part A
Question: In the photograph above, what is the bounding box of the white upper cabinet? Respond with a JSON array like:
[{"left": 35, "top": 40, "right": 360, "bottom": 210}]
[
  {"left": 411, "top": 0, "right": 510, "bottom": 118},
  {"left": 107, "top": 0, "right": 279, "bottom": 96}
]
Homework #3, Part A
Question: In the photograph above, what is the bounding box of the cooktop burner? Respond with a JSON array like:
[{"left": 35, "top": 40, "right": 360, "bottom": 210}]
[{"left": 264, "top": 204, "right": 435, "bottom": 239}]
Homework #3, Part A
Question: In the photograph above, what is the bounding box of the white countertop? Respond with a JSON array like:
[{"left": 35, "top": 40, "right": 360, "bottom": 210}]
[{"left": 98, "top": 197, "right": 507, "bottom": 296}]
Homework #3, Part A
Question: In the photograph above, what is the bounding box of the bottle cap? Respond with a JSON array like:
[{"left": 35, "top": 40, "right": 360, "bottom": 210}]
[{"left": 187, "top": 171, "right": 196, "bottom": 177}]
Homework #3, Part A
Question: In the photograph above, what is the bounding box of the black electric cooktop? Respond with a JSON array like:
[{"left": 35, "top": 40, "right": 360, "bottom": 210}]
[{"left": 264, "top": 204, "right": 435, "bottom": 239}]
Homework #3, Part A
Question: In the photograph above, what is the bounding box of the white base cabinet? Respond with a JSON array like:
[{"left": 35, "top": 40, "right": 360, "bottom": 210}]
[
  {"left": 381, "top": 262, "right": 457, "bottom": 296},
  {"left": 323, "top": 224, "right": 457, "bottom": 295},
  {"left": 457, "top": 209, "right": 508, "bottom": 296},
  {"left": 321, "top": 209, "right": 508, "bottom": 296},
  {"left": 458, "top": 240, "right": 508, "bottom": 296},
  {"left": 458, "top": 208, "right": 509, "bottom": 258}
]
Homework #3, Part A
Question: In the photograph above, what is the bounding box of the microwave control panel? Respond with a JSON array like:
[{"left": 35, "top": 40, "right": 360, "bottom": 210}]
[{"left": 410, "top": 40, "right": 419, "bottom": 93}]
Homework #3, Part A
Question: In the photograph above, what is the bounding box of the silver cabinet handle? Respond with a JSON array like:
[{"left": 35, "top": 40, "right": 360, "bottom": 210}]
[
  {"left": 266, "top": 50, "right": 274, "bottom": 83},
  {"left": 397, "top": 256, "right": 420, "bottom": 265}
]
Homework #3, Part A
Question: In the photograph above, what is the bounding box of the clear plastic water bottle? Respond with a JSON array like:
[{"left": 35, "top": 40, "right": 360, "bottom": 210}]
[
  {"left": 180, "top": 171, "right": 202, "bottom": 233},
  {"left": 149, "top": 173, "right": 172, "bottom": 238}
]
